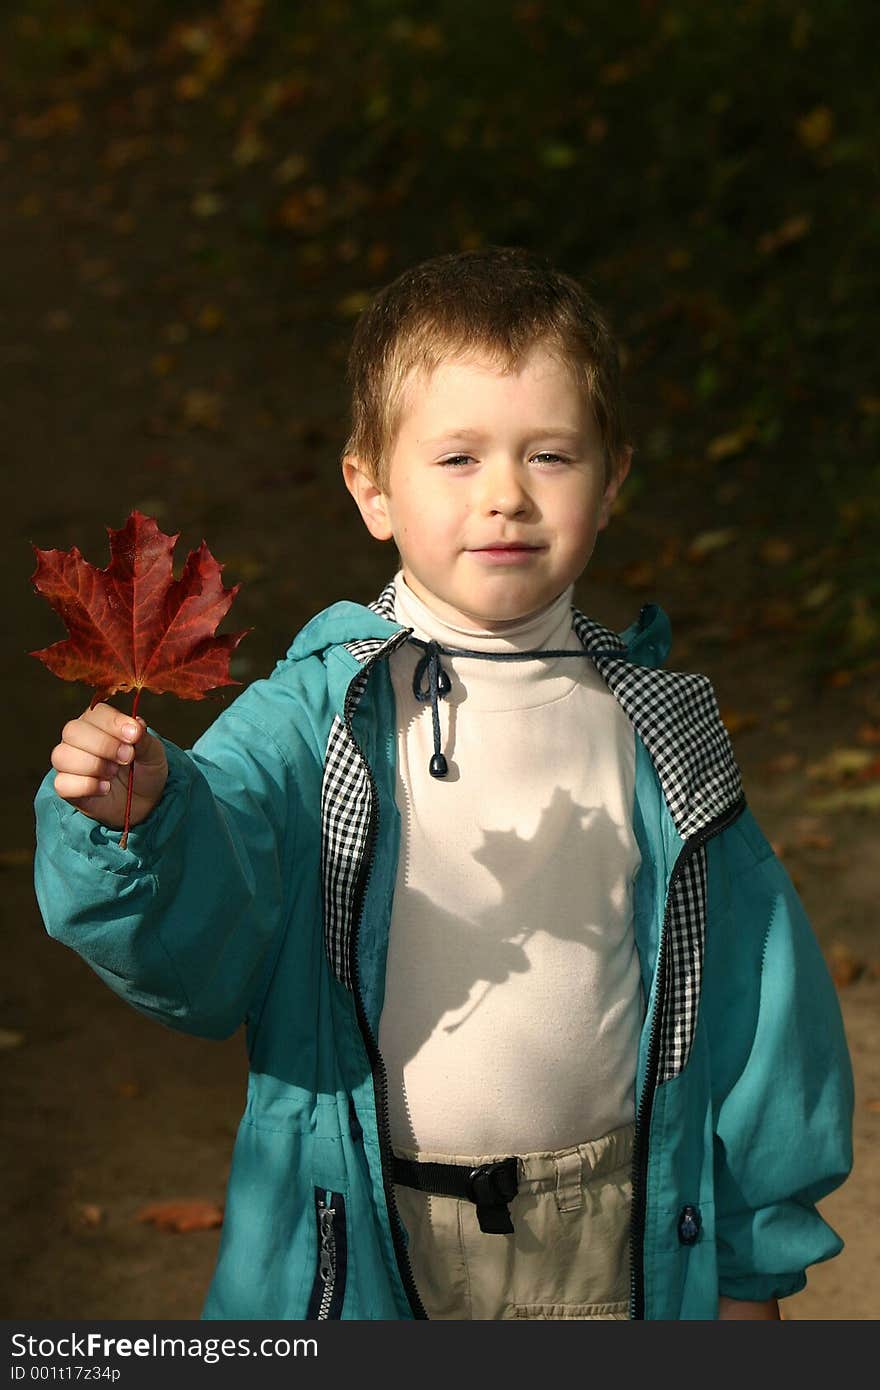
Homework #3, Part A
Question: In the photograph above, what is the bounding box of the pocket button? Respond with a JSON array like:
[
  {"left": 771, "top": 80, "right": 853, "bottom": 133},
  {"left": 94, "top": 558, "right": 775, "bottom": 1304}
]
[{"left": 677, "top": 1204, "right": 702, "bottom": 1246}]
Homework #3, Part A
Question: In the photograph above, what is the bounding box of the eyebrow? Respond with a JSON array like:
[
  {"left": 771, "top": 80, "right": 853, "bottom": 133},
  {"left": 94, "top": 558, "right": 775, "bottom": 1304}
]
[{"left": 421, "top": 426, "right": 584, "bottom": 446}]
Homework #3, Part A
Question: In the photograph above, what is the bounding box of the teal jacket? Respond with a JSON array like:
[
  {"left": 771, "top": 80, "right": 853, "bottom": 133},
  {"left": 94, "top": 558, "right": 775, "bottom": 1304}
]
[{"left": 33, "top": 586, "right": 854, "bottom": 1320}]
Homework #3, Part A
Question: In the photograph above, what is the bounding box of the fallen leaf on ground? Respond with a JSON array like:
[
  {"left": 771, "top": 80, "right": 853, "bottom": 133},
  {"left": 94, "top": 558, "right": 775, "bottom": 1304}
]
[
  {"left": 73, "top": 1203, "right": 104, "bottom": 1227},
  {"left": 196, "top": 304, "right": 225, "bottom": 332},
  {"left": 687, "top": 528, "right": 739, "bottom": 560},
  {"left": 826, "top": 944, "right": 865, "bottom": 988},
  {"left": 336, "top": 290, "right": 372, "bottom": 317},
  {"left": 0, "top": 1028, "right": 24, "bottom": 1050},
  {"left": 706, "top": 428, "right": 755, "bottom": 461},
  {"left": 760, "top": 538, "right": 795, "bottom": 565},
  {"left": 136, "top": 1199, "right": 223, "bottom": 1233},
  {"left": 802, "top": 581, "right": 835, "bottom": 611},
  {"left": 848, "top": 597, "right": 879, "bottom": 651},
  {"left": 808, "top": 784, "right": 880, "bottom": 814},
  {"left": 273, "top": 154, "right": 307, "bottom": 183},
  {"left": 14, "top": 102, "right": 82, "bottom": 139},
  {"left": 806, "top": 748, "right": 874, "bottom": 781},
  {"left": 765, "top": 752, "right": 800, "bottom": 775},
  {"left": 720, "top": 709, "right": 759, "bottom": 735},
  {"left": 181, "top": 389, "right": 224, "bottom": 430},
  {"left": 191, "top": 191, "right": 224, "bottom": 218},
  {"left": 117, "top": 1081, "right": 141, "bottom": 1099},
  {"left": 794, "top": 830, "right": 834, "bottom": 851},
  {"left": 757, "top": 213, "right": 812, "bottom": 255},
  {"left": 797, "top": 106, "right": 835, "bottom": 150},
  {"left": 622, "top": 562, "right": 656, "bottom": 589}
]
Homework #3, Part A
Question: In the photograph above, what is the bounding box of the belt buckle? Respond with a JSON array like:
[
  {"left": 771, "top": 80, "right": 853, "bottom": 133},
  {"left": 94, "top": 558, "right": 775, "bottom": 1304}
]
[{"left": 467, "top": 1157, "right": 518, "bottom": 1234}]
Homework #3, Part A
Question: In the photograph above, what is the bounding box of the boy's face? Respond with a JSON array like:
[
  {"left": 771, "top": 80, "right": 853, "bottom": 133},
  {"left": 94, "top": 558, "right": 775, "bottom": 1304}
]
[{"left": 343, "top": 344, "right": 630, "bottom": 630}]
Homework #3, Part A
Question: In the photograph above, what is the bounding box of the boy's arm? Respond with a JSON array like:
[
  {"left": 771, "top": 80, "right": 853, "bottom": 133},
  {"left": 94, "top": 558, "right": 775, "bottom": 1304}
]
[
  {"left": 34, "top": 689, "right": 308, "bottom": 1040},
  {"left": 707, "top": 813, "right": 854, "bottom": 1306}
]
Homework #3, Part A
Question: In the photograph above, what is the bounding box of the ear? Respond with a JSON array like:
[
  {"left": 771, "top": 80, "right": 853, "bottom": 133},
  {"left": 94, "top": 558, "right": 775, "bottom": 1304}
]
[
  {"left": 342, "top": 455, "right": 394, "bottom": 541},
  {"left": 597, "top": 445, "right": 632, "bottom": 530}
]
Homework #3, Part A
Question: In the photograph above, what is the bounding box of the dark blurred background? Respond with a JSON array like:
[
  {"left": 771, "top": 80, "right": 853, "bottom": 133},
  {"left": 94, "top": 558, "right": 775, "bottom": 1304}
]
[{"left": 2, "top": 0, "right": 877, "bottom": 1319}]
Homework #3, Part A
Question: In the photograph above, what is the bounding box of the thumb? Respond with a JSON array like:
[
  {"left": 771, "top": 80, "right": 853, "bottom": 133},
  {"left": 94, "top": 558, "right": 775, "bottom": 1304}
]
[{"left": 132, "top": 716, "right": 165, "bottom": 764}]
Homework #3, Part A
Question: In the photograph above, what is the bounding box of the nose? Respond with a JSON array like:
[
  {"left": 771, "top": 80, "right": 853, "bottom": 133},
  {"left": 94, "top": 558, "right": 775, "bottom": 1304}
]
[{"left": 480, "top": 457, "right": 532, "bottom": 518}]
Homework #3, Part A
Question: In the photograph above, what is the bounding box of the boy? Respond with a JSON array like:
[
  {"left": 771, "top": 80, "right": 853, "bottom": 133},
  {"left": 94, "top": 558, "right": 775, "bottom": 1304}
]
[{"left": 35, "top": 247, "right": 853, "bottom": 1320}]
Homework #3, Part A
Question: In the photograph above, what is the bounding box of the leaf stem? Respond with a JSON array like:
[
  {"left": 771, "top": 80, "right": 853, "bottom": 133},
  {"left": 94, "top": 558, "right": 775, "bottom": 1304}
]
[{"left": 119, "top": 688, "right": 141, "bottom": 850}]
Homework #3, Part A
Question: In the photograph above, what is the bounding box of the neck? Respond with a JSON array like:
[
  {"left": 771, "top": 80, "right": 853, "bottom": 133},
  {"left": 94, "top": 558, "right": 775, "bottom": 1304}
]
[{"left": 393, "top": 572, "right": 575, "bottom": 655}]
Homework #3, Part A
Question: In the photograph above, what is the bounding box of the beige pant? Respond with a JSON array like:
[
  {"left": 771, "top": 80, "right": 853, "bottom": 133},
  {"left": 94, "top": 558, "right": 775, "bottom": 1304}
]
[{"left": 393, "top": 1123, "right": 634, "bottom": 1320}]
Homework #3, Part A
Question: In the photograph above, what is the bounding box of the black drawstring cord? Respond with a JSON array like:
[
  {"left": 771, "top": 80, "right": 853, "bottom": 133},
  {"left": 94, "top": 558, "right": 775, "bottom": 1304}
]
[
  {"left": 407, "top": 635, "right": 628, "bottom": 779},
  {"left": 411, "top": 640, "right": 453, "bottom": 777}
]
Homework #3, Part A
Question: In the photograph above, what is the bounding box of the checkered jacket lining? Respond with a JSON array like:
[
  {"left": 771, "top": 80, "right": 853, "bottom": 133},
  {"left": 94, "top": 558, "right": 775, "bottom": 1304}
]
[{"left": 320, "top": 580, "right": 744, "bottom": 1081}]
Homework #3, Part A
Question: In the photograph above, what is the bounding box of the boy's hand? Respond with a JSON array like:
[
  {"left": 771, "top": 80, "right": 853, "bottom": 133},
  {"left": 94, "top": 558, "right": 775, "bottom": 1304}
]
[{"left": 50, "top": 703, "right": 169, "bottom": 830}]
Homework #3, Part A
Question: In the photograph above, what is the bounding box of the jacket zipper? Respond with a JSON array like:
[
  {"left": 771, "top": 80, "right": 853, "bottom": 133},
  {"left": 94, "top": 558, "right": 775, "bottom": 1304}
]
[
  {"left": 343, "top": 632, "right": 746, "bottom": 1321},
  {"left": 343, "top": 637, "right": 429, "bottom": 1320},
  {"left": 306, "top": 1186, "right": 348, "bottom": 1319},
  {"left": 316, "top": 1192, "right": 337, "bottom": 1319},
  {"left": 628, "top": 791, "right": 747, "bottom": 1320}
]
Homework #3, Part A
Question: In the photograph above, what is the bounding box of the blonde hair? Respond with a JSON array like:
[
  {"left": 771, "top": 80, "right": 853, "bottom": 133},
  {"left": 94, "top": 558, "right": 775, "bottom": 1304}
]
[{"left": 342, "top": 245, "right": 631, "bottom": 490}]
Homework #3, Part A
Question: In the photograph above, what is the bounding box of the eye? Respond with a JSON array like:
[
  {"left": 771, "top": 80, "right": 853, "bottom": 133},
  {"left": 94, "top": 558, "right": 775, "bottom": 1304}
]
[
  {"left": 531, "top": 452, "right": 568, "bottom": 465},
  {"left": 439, "top": 454, "right": 475, "bottom": 468}
]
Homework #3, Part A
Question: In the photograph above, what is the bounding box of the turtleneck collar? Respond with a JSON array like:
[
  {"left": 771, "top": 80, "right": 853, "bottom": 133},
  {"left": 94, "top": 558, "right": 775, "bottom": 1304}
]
[
  {"left": 392, "top": 571, "right": 576, "bottom": 655},
  {"left": 391, "top": 571, "right": 592, "bottom": 779}
]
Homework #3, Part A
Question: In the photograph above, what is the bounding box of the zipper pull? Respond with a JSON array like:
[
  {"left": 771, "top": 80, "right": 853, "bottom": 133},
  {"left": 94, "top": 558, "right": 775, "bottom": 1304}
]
[{"left": 318, "top": 1200, "right": 336, "bottom": 1282}]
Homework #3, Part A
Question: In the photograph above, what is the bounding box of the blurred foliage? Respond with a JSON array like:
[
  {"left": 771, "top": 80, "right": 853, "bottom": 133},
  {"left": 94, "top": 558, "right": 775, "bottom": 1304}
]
[{"left": 3, "top": 0, "right": 878, "bottom": 677}]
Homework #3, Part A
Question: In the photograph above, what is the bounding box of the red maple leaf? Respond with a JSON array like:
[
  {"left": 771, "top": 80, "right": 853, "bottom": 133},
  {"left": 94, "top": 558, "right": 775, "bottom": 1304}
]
[
  {"left": 30, "top": 511, "right": 250, "bottom": 845},
  {"left": 30, "top": 510, "right": 250, "bottom": 705},
  {"left": 135, "top": 1198, "right": 224, "bottom": 1234}
]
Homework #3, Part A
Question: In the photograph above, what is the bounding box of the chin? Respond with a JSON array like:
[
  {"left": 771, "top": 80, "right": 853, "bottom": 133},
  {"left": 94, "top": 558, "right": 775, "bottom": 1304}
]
[{"left": 468, "top": 593, "right": 550, "bottom": 625}]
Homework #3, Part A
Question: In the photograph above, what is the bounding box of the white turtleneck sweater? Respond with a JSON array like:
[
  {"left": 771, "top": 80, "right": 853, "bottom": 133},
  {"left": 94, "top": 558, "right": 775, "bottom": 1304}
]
[{"left": 378, "top": 572, "right": 644, "bottom": 1156}]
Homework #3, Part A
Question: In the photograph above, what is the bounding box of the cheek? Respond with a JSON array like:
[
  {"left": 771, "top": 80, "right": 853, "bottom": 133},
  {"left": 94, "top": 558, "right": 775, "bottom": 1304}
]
[{"left": 553, "top": 485, "right": 600, "bottom": 534}]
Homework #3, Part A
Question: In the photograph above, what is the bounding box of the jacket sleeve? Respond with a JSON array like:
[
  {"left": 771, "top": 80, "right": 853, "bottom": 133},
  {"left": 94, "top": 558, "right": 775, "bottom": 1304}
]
[
  {"left": 708, "top": 813, "right": 854, "bottom": 1303},
  {"left": 33, "top": 688, "right": 307, "bottom": 1040}
]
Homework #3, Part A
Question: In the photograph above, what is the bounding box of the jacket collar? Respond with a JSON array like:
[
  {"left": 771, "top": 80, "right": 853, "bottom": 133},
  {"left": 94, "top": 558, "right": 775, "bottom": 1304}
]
[
  {"left": 310, "top": 578, "right": 743, "bottom": 842},
  {"left": 569, "top": 606, "right": 743, "bottom": 840}
]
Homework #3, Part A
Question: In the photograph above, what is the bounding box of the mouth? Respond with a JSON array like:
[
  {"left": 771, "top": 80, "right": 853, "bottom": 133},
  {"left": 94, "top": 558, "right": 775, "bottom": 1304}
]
[
  {"left": 468, "top": 542, "right": 546, "bottom": 564},
  {"left": 471, "top": 542, "right": 544, "bottom": 552}
]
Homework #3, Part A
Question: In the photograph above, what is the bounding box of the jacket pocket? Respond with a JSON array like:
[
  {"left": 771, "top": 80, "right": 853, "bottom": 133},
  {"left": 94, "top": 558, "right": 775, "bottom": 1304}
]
[{"left": 305, "top": 1187, "right": 348, "bottom": 1320}]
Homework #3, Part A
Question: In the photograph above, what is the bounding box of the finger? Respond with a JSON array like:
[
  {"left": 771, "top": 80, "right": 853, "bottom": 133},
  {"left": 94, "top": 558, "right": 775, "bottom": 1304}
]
[
  {"left": 52, "top": 743, "right": 126, "bottom": 780},
  {"left": 54, "top": 771, "right": 113, "bottom": 802},
  {"left": 81, "top": 702, "right": 145, "bottom": 745},
  {"left": 130, "top": 715, "right": 164, "bottom": 764},
  {"left": 60, "top": 719, "right": 138, "bottom": 766}
]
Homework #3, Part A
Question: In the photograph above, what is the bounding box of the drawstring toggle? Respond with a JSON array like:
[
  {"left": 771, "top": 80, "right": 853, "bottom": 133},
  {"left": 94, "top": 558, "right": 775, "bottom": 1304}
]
[{"left": 411, "top": 639, "right": 452, "bottom": 779}]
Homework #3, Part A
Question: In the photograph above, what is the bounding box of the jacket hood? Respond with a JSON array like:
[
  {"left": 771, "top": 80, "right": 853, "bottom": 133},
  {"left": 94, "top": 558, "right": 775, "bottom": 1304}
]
[
  {"left": 618, "top": 604, "right": 672, "bottom": 670},
  {"left": 288, "top": 599, "right": 402, "bottom": 662},
  {"left": 288, "top": 587, "right": 673, "bottom": 671}
]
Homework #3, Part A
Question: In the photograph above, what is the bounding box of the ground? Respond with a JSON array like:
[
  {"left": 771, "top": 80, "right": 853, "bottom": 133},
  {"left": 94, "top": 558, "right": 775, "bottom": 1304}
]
[{"left": 1, "top": 1, "right": 877, "bottom": 1322}]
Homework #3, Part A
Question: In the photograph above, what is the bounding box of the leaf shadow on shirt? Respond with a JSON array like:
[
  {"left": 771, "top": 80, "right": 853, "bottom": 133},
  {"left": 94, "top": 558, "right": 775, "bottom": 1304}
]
[{"left": 379, "top": 785, "right": 641, "bottom": 1150}]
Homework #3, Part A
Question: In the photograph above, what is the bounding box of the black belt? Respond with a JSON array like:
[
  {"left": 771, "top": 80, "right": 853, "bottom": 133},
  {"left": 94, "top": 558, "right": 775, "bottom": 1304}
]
[{"left": 391, "top": 1154, "right": 519, "bottom": 1234}]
